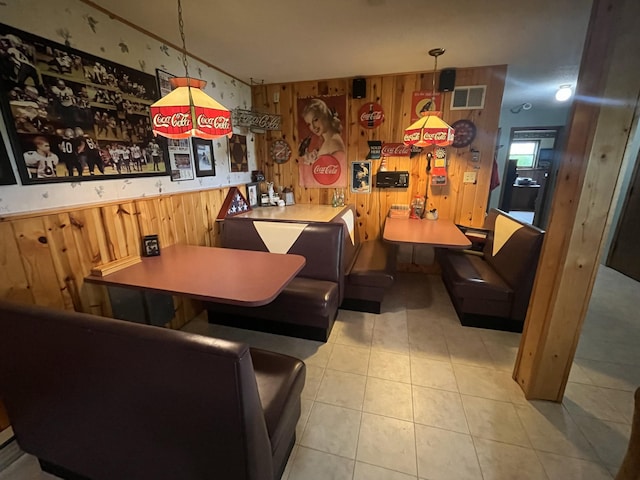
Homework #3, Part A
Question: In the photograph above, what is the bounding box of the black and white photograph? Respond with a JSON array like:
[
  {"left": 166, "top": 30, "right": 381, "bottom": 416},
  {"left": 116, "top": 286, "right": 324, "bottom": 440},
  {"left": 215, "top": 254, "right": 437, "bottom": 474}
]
[
  {"left": 192, "top": 137, "right": 215, "bottom": 177},
  {"left": 245, "top": 182, "right": 259, "bottom": 208},
  {"left": 351, "top": 161, "right": 371, "bottom": 193},
  {"left": 0, "top": 22, "right": 167, "bottom": 184}
]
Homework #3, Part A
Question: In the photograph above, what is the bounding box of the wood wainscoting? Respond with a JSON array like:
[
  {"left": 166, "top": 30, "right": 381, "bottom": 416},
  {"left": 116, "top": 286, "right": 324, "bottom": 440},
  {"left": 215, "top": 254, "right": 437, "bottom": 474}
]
[{"left": 0, "top": 187, "right": 230, "bottom": 329}]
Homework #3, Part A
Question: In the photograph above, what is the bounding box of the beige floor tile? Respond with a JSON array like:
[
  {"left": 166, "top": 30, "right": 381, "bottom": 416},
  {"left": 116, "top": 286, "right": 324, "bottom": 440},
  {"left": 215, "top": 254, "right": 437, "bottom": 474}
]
[
  {"left": 301, "top": 364, "right": 324, "bottom": 400},
  {"left": 288, "top": 447, "right": 354, "bottom": 480},
  {"left": 462, "top": 395, "right": 531, "bottom": 447},
  {"left": 410, "top": 356, "right": 458, "bottom": 392},
  {"left": 335, "top": 314, "right": 374, "bottom": 347},
  {"left": 568, "top": 362, "right": 595, "bottom": 385},
  {"left": 353, "top": 461, "right": 418, "bottom": 480},
  {"left": 408, "top": 326, "right": 450, "bottom": 362},
  {"left": 372, "top": 314, "right": 410, "bottom": 354},
  {"left": 414, "top": 424, "right": 482, "bottom": 480},
  {"left": 474, "top": 437, "right": 548, "bottom": 480},
  {"left": 514, "top": 401, "right": 597, "bottom": 460},
  {"left": 296, "top": 398, "right": 313, "bottom": 441},
  {"left": 299, "top": 402, "right": 361, "bottom": 459},
  {"left": 326, "top": 320, "right": 342, "bottom": 343},
  {"left": 316, "top": 368, "right": 366, "bottom": 409},
  {"left": 483, "top": 340, "right": 518, "bottom": 372},
  {"left": 569, "top": 414, "right": 631, "bottom": 468},
  {"left": 604, "top": 388, "right": 635, "bottom": 424},
  {"left": 285, "top": 338, "right": 334, "bottom": 367},
  {"left": 368, "top": 350, "right": 411, "bottom": 383},
  {"left": 563, "top": 382, "right": 628, "bottom": 423},
  {"left": 444, "top": 329, "right": 495, "bottom": 368},
  {"left": 412, "top": 385, "right": 468, "bottom": 434},
  {"left": 0, "top": 454, "right": 57, "bottom": 480},
  {"left": 536, "top": 451, "right": 613, "bottom": 480},
  {"left": 576, "top": 358, "right": 640, "bottom": 391},
  {"left": 453, "top": 363, "right": 527, "bottom": 404},
  {"left": 280, "top": 445, "right": 297, "bottom": 480},
  {"left": 327, "top": 344, "right": 370, "bottom": 375},
  {"left": 357, "top": 413, "right": 417, "bottom": 475},
  {"left": 363, "top": 377, "right": 413, "bottom": 421}
]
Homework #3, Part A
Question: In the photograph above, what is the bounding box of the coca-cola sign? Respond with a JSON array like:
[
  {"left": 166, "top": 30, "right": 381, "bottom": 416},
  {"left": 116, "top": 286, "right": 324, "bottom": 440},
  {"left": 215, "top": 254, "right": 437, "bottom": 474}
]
[
  {"left": 381, "top": 143, "right": 411, "bottom": 157},
  {"left": 358, "top": 102, "right": 384, "bottom": 129},
  {"left": 197, "top": 114, "right": 230, "bottom": 130},
  {"left": 422, "top": 130, "right": 449, "bottom": 141},
  {"left": 312, "top": 155, "right": 341, "bottom": 185},
  {"left": 153, "top": 111, "right": 191, "bottom": 129},
  {"left": 232, "top": 108, "right": 281, "bottom": 131}
]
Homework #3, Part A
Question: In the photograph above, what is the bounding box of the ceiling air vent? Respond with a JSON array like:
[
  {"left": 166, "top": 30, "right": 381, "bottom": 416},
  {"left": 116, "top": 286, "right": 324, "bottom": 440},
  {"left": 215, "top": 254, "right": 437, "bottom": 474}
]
[{"left": 450, "top": 85, "right": 486, "bottom": 110}]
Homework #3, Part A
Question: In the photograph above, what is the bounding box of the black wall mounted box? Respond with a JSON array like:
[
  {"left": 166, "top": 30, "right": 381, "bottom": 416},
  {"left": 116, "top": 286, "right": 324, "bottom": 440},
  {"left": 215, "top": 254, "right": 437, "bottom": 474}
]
[{"left": 375, "top": 171, "right": 409, "bottom": 188}]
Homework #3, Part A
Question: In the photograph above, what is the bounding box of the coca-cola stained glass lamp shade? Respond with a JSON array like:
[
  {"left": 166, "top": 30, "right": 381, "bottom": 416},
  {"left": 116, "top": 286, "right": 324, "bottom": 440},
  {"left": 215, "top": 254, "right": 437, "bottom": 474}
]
[
  {"left": 150, "top": 77, "right": 232, "bottom": 140},
  {"left": 216, "top": 187, "right": 251, "bottom": 220}
]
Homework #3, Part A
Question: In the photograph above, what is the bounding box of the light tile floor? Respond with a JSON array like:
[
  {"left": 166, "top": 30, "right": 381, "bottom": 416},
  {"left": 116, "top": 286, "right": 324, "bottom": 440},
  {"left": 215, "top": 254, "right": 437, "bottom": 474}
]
[{"left": 1, "top": 265, "right": 636, "bottom": 480}]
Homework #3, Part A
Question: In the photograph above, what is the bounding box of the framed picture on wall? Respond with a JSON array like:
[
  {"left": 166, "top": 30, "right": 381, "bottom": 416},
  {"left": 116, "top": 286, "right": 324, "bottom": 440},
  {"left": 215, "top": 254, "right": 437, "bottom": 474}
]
[
  {"left": 0, "top": 22, "right": 168, "bottom": 185},
  {"left": 0, "top": 135, "right": 17, "bottom": 185},
  {"left": 192, "top": 137, "right": 215, "bottom": 177},
  {"left": 350, "top": 161, "right": 371, "bottom": 193}
]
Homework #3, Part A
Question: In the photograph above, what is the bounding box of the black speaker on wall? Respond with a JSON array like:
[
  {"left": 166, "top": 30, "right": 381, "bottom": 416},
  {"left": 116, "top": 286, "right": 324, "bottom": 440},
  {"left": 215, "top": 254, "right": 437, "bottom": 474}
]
[
  {"left": 438, "top": 69, "right": 456, "bottom": 92},
  {"left": 352, "top": 78, "right": 366, "bottom": 99}
]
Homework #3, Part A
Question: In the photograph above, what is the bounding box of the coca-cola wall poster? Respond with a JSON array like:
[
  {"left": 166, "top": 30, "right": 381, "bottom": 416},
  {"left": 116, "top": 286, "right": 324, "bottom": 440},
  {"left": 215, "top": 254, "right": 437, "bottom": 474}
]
[
  {"left": 296, "top": 95, "right": 347, "bottom": 188},
  {"left": 0, "top": 23, "right": 168, "bottom": 185}
]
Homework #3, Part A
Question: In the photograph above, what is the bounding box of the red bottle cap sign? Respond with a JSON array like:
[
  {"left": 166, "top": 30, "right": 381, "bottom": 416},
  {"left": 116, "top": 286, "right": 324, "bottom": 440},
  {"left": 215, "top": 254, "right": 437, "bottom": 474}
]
[
  {"left": 312, "top": 155, "right": 341, "bottom": 185},
  {"left": 358, "top": 102, "right": 384, "bottom": 129}
]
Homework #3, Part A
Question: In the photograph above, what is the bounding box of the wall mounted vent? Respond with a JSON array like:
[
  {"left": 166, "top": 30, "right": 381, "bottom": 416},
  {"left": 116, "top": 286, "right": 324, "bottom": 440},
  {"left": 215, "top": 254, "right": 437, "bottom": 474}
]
[{"left": 450, "top": 85, "right": 486, "bottom": 110}]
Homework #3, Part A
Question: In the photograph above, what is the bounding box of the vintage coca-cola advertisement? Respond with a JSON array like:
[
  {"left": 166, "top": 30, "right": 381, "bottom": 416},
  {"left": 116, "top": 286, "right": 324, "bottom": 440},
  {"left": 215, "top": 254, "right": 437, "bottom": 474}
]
[
  {"left": 296, "top": 95, "right": 347, "bottom": 188},
  {"left": 410, "top": 91, "right": 442, "bottom": 122}
]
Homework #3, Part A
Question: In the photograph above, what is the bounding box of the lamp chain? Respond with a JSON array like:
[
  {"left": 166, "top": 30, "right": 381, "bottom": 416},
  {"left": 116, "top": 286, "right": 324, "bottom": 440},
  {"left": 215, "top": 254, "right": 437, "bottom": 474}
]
[{"left": 178, "top": 0, "right": 189, "bottom": 78}]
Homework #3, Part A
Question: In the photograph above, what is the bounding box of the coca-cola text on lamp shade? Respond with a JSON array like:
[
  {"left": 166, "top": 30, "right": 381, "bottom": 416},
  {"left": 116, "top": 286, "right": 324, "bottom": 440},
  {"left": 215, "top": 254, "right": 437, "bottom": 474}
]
[
  {"left": 150, "top": 77, "right": 232, "bottom": 140},
  {"left": 403, "top": 112, "right": 455, "bottom": 147}
]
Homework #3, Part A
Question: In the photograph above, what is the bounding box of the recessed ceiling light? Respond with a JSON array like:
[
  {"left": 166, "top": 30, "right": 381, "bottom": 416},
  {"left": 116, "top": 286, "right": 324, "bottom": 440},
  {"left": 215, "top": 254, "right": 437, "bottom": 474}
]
[{"left": 555, "top": 85, "right": 572, "bottom": 102}]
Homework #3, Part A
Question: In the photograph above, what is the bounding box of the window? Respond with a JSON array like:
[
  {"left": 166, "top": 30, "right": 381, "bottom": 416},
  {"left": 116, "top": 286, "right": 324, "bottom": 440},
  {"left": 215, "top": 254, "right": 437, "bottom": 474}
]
[
  {"left": 509, "top": 141, "right": 538, "bottom": 168},
  {"left": 450, "top": 86, "right": 486, "bottom": 110}
]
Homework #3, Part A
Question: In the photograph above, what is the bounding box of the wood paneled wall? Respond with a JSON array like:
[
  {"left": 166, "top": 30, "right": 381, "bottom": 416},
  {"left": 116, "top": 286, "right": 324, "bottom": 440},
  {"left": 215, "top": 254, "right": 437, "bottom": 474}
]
[
  {"left": 252, "top": 65, "right": 506, "bottom": 240},
  {"left": 0, "top": 187, "right": 230, "bottom": 328}
]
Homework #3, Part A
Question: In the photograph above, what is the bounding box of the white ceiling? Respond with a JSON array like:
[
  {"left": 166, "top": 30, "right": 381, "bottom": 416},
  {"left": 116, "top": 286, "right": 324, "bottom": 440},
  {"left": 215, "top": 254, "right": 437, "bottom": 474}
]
[{"left": 89, "top": 0, "right": 593, "bottom": 112}]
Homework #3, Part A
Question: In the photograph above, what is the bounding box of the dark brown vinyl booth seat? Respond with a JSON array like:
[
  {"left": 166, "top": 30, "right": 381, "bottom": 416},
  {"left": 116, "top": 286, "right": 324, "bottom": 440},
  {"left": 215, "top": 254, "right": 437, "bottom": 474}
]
[
  {"left": 0, "top": 300, "right": 305, "bottom": 480},
  {"left": 335, "top": 205, "right": 397, "bottom": 314},
  {"left": 435, "top": 209, "right": 545, "bottom": 333},
  {"left": 209, "top": 219, "right": 344, "bottom": 341}
]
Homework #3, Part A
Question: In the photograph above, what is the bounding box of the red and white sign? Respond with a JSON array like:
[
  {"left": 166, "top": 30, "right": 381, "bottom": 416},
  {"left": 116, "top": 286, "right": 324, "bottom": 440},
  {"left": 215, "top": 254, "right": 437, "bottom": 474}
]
[
  {"left": 358, "top": 102, "right": 384, "bottom": 129},
  {"left": 312, "top": 155, "right": 341, "bottom": 185},
  {"left": 410, "top": 91, "right": 442, "bottom": 122},
  {"left": 381, "top": 143, "right": 411, "bottom": 157}
]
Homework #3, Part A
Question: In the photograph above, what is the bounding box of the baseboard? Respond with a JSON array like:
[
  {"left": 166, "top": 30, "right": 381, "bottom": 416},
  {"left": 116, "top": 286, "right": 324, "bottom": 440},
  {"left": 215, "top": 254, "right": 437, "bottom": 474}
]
[
  {"left": 458, "top": 312, "right": 524, "bottom": 333},
  {"left": 207, "top": 310, "right": 333, "bottom": 342},
  {"left": 340, "top": 298, "right": 381, "bottom": 314}
]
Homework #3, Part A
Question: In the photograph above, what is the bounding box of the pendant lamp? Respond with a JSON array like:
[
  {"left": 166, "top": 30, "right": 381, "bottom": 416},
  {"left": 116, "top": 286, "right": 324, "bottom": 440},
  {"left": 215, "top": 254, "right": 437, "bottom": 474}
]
[
  {"left": 150, "top": 0, "right": 232, "bottom": 140},
  {"left": 403, "top": 48, "right": 454, "bottom": 147}
]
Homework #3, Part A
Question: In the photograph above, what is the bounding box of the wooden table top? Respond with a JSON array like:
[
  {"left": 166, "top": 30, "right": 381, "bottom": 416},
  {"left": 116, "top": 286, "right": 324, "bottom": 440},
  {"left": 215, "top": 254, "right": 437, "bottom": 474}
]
[
  {"left": 235, "top": 204, "right": 347, "bottom": 223},
  {"left": 383, "top": 217, "right": 472, "bottom": 248},
  {"left": 86, "top": 244, "right": 306, "bottom": 306}
]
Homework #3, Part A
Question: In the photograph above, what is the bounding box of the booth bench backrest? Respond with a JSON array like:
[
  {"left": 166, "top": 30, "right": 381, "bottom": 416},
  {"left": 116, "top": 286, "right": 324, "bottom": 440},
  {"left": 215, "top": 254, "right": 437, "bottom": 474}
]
[
  {"left": 482, "top": 209, "right": 545, "bottom": 319},
  {"left": 0, "top": 300, "right": 274, "bottom": 480},
  {"left": 221, "top": 218, "right": 345, "bottom": 292}
]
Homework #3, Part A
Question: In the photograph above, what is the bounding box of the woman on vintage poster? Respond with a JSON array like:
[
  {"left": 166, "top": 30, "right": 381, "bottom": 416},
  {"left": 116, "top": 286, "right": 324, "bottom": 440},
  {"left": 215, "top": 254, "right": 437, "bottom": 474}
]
[{"left": 297, "top": 96, "right": 347, "bottom": 188}]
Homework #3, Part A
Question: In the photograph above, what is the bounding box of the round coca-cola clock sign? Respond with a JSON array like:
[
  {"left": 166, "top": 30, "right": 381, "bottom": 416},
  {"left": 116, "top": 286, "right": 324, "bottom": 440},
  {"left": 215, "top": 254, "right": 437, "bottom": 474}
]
[
  {"left": 312, "top": 155, "right": 341, "bottom": 185},
  {"left": 358, "top": 102, "right": 384, "bottom": 129}
]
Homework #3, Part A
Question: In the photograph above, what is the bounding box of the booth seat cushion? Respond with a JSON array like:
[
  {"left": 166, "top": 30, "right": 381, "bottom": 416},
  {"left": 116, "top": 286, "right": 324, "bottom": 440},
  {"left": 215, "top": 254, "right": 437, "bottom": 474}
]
[
  {"left": 347, "top": 240, "right": 395, "bottom": 289},
  {"left": 441, "top": 252, "right": 513, "bottom": 302}
]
